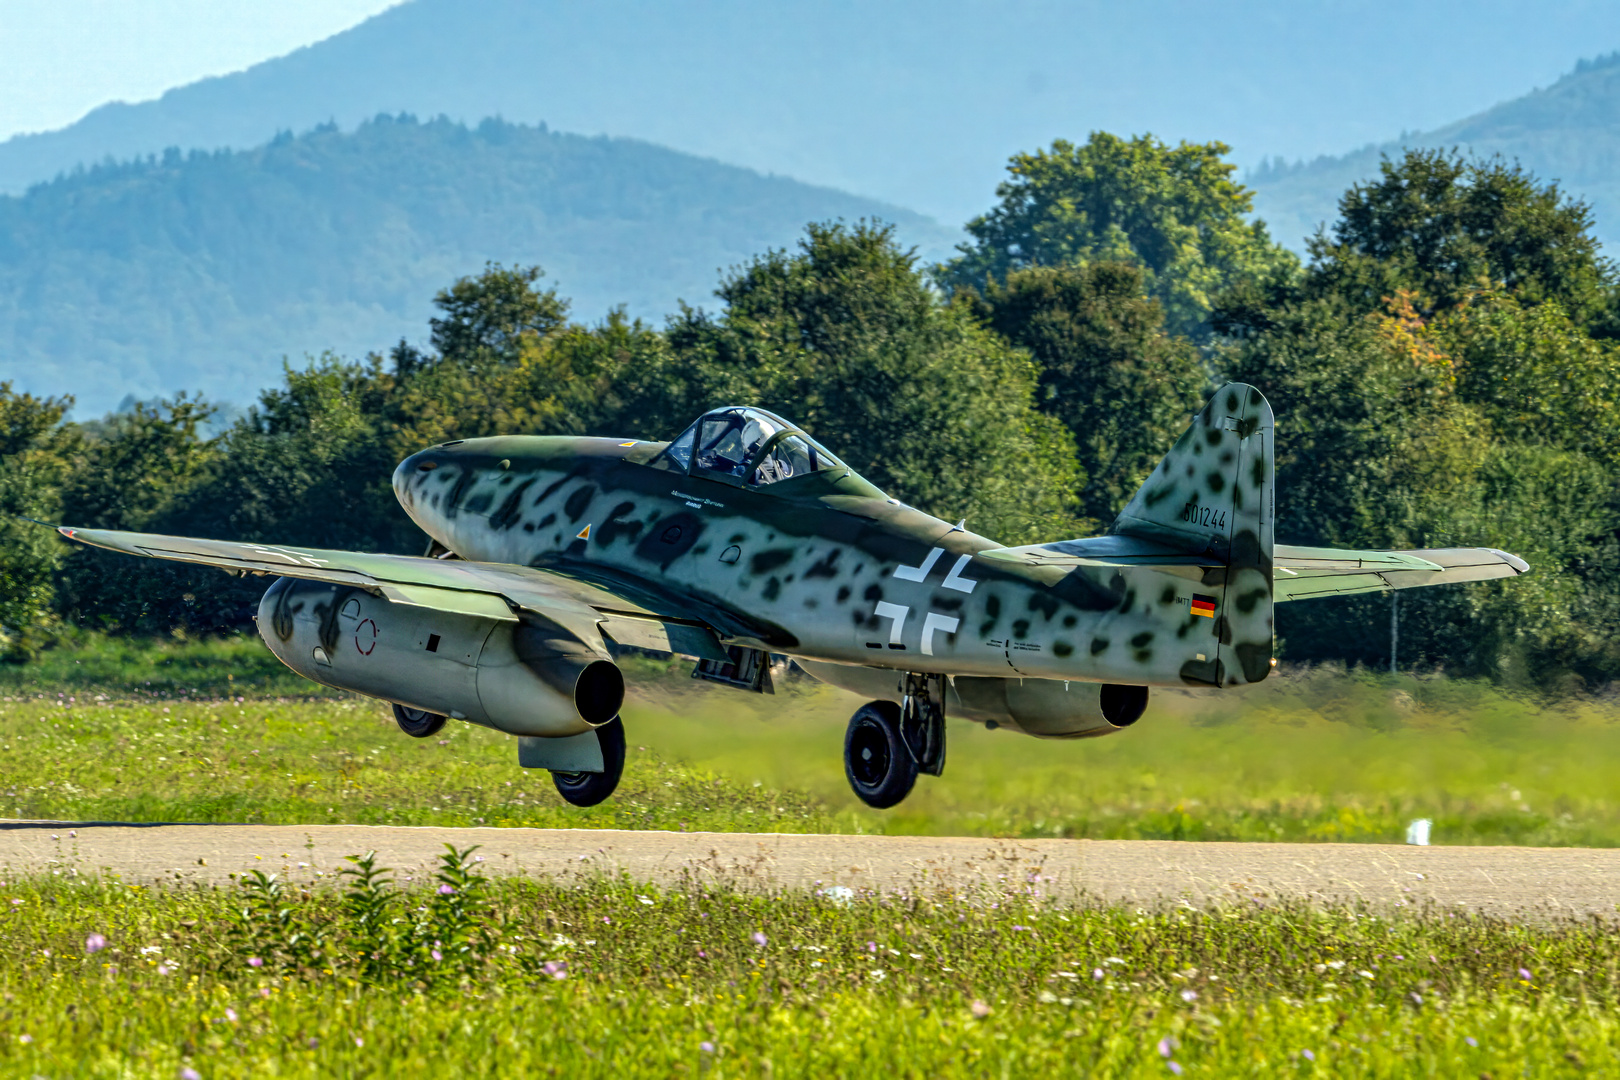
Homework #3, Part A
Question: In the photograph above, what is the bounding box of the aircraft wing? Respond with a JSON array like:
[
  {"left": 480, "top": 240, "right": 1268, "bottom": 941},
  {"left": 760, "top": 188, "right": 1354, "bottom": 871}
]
[
  {"left": 56, "top": 526, "right": 732, "bottom": 661},
  {"left": 1272, "top": 545, "right": 1530, "bottom": 602}
]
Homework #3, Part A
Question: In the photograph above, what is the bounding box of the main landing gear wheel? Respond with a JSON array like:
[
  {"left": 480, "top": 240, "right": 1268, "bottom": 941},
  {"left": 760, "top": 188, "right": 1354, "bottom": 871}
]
[
  {"left": 392, "top": 703, "right": 447, "bottom": 738},
  {"left": 551, "top": 717, "right": 626, "bottom": 808},
  {"left": 844, "top": 701, "right": 917, "bottom": 809}
]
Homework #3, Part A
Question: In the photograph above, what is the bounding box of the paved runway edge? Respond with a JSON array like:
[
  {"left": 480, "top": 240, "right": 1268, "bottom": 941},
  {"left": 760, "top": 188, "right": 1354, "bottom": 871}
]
[{"left": 2, "top": 822, "right": 1616, "bottom": 921}]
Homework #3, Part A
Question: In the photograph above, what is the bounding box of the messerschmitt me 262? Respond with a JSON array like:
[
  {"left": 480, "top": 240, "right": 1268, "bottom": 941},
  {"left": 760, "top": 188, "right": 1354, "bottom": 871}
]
[{"left": 61, "top": 384, "right": 1527, "bottom": 809}]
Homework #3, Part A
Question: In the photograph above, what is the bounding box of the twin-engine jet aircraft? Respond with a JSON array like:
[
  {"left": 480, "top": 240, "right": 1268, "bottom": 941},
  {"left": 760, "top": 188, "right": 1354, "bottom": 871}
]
[{"left": 61, "top": 384, "right": 1527, "bottom": 808}]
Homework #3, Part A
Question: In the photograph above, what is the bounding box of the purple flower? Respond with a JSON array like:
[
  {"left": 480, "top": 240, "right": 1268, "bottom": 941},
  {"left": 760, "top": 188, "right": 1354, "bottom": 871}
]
[
  {"left": 431, "top": 949, "right": 443, "bottom": 962},
  {"left": 247, "top": 957, "right": 263, "bottom": 968},
  {"left": 437, "top": 884, "right": 455, "bottom": 895},
  {"left": 1411, "top": 992, "right": 1423, "bottom": 1006},
  {"left": 1011, "top": 925, "right": 1030, "bottom": 932},
  {"left": 1302, "top": 1049, "right": 1315, "bottom": 1061},
  {"left": 867, "top": 941, "right": 877, "bottom": 953},
  {"left": 1466, "top": 1037, "right": 1478, "bottom": 1048},
  {"left": 180, "top": 1068, "right": 201, "bottom": 1080},
  {"left": 751, "top": 932, "right": 767, "bottom": 947},
  {"left": 1180, "top": 989, "right": 1197, "bottom": 1003},
  {"left": 970, "top": 1000, "right": 991, "bottom": 1018},
  {"left": 699, "top": 1041, "right": 715, "bottom": 1053},
  {"left": 1092, "top": 968, "right": 1104, "bottom": 981},
  {"left": 1168, "top": 1063, "right": 1183, "bottom": 1076},
  {"left": 225, "top": 1009, "right": 238, "bottom": 1022},
  {"left": 542, "top": 960, "right": 567, "bottom": 979},
  {"left": 84, "top": 933, "right": 107, "bottom": 954},
  {"left": 1157, "top": 1037, "right": 1174, "bottom": 1058},
  {"left": 1518, "top": 967, "right": 1532, "bottom": 981}
]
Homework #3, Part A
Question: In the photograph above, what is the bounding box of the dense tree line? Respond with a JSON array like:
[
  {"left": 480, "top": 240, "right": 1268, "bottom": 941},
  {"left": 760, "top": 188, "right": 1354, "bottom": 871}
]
[{"left": 3, "top": 136, "right": 1617, "bottom": 690}]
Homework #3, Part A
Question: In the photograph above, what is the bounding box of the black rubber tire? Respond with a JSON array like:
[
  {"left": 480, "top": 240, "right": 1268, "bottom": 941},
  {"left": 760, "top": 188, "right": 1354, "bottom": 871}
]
[
  {"left": 551, "top": 717, "right": 626, "bottom": 808},
  {"left": 392, "top": 702, "right": 448, "bottom": 738},
  {"left": 843, "top": 701, "right": 917, "bottom": 809}
]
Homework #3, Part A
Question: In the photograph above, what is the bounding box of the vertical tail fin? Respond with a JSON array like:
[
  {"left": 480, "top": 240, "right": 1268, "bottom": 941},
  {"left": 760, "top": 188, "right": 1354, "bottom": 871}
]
[{"left": 1114, "top": 383, "right": 1275, "bottom": 686}]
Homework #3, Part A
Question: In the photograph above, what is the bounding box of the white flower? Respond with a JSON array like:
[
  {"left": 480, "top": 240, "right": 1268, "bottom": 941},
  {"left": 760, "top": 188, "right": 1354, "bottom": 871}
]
[{"left": 636, "top": 896, "right": 654, "bottom": 906}]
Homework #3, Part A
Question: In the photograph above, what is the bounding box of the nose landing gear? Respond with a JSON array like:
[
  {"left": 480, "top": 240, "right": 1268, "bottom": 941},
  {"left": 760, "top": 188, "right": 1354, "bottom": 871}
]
[{"left": 843, "top": 673, "right": 946, "bottom": 809}]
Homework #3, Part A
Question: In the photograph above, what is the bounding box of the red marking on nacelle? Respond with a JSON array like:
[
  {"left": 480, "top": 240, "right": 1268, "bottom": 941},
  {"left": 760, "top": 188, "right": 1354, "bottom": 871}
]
[{"left": 355, "top": 619, "right": 378, "bottom": 656}]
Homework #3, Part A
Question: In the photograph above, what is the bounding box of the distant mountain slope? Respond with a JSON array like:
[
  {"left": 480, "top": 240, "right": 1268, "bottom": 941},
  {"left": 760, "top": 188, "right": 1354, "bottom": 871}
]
[
  {"left": 1250, "top": 54, "right": 1620, "bottom": 250},
  {"left": 0, "top": 116, "right": 954, "bottom": 416}
]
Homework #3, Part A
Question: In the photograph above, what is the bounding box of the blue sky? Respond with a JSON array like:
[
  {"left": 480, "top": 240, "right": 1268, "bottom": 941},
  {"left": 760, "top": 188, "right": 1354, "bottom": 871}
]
[
  {"left": 4, "top": 0, "right": 1620, "bottom": 224},
  {"left": 0, "top": 0, "right": 397, "bottom": 138}
]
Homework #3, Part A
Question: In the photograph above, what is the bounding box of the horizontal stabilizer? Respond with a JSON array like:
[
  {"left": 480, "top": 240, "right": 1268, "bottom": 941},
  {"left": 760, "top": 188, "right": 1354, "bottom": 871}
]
[{"left": 1273, "top": 545, "right": 1530, "bottom": 602}]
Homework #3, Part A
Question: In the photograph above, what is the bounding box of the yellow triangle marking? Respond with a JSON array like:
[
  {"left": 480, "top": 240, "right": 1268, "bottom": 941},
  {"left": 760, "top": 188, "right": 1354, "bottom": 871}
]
[{"left": 576, "top": 524, "right": 591, "bottom": 540}]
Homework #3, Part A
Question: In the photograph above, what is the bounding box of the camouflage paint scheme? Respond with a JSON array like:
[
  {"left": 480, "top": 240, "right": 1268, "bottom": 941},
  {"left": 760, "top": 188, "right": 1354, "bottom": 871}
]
[
  {"left": 393, "top": 385, "right": 1271, "bottom": 690},
  {"left": 60, "top": 383, "right": 1529, "bottom": 744}
]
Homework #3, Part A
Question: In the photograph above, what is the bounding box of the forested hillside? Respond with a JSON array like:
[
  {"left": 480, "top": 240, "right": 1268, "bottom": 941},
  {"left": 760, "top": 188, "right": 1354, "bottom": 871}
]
[
  {"left": 3, "top": 135, "right": 1616, "bottom": 690},
  {"left": 0, "top": 115, "right": 952, "bottom": 415},
  {"left": 1250, "top": 53, "right": 1620, "bottom": 250}
]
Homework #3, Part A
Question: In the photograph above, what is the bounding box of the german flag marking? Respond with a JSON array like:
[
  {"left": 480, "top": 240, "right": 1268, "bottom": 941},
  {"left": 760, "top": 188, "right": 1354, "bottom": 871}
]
[{"left": 1191, "top": 594, "right": 1216, "bottom": 618}]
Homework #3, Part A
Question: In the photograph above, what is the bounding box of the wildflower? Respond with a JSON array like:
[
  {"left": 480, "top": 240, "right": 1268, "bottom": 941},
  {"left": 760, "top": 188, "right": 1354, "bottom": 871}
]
[
  {"left": 699, "top": 1041, "right": 715, "bottom": 1053},
  {"left": 157, "top": 964, "right": 172, "bottom": 975},
  {"left": 1011, "top": 925, "right": 1030, "bottom": 932},
  {"left": 1168, "top": 1063, "right": 1183, "bottom": 1076},
  {"left": 1158, "top": 1036, "right": 1175, "bottom": 1058},
  {"left": 225, "top": 1008, "right": 238, "bottom": 1022},
  {"left": 140, "top": 946, "right": 162, "bottom": 956},
  {"left": 180, "top": 1068, "right": 200, "bottom": 1080},
  {"left": 1093, "top": 968, "right": 1104, "bottom": 981},
  {"left": 258, "top": 988, "right": 271, "bottom": 999},
  {"left": 542, "top": 960, "right": 567, "bottom": 979},
  {"left": 869, "top": 969, "right": 887, "bottom": 982},
  {"left": 603, "top": 916, "right": 611, "bottom": 924},
  {"left": 18, "top": 1034, "right": 31, "bottom": 1044},
  {"left": 307, "top": 1037, "right": 319, "bottom": 1049},
  {"left": 866, "top": 941, "right": 877, "bottom": 953},
  {"left": 437, "top": 884, "right": 455, "bottom": 895},
  {"left": 1466, "top": 1037, "right": 1478, "bottom": 1048},
  {"left": 1180, "top": 989, "right": 1197, "bottom": 1003},
  {"left": 431, "top": 949, "right": 443, "bottom": 962},
  {"left": 1518, "top": 967, "right": 1532, "bottom": 981},
  {"left": 752, "top": 932, "right": 767, "bottom": 947},
  {"left": 247, "top": 957, "right": 263, "bottom": 968},
  {"left": 636, "top": 896, "right": 654, "bottom": 906},
  {"left": 970, "top": 1000, "right": 991, "bottom": 1018},
  {"left": 1410, "top": 993, "right": 1423, "bottom": 1006},
  {"left": 1302, "top": 1049, "right": 1315, "bottom": 1061},
  {"left": 354, "top": 1037, "right": 364, "bottom": 1047}
]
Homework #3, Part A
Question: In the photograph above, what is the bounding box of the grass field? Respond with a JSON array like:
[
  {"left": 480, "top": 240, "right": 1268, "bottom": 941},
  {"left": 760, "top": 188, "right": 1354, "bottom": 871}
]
[
  {"left": 4, "top": 636, "right": 1619, "bottom": 1076},
  {"left": 2, "top": 634, "right": 1619, "bottom": 845},
  {"left": 0, "top": 852, "right": 1612, "bottom": 1078}
]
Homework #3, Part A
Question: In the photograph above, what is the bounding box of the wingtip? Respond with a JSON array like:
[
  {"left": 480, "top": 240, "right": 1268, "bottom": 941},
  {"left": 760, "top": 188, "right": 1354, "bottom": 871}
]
[{"left": 1489, "top": 548, "right": 1531, "bottom": 575}]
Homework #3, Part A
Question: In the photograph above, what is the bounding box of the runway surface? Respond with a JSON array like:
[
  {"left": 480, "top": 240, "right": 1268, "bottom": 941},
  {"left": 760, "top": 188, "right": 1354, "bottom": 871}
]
[{"left": 2, "top": 822, "right": 1616, "bottom": 920}]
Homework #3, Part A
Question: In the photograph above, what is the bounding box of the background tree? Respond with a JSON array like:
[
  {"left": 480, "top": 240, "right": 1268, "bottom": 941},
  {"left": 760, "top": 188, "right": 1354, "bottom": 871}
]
[
  {"left": 1302, "top": 150, "right": 1620, "bottom": 333},
  {"left": 940, "top": 133, "right": 1297, "bottom": 339},
  {"left": 641, "top": 221, "right": 1083, "bottom": 543},
  {"left": 965, "top": 261, "right": 1209, "bottom": 526},
  {"left": 0, "top": 385, "right": 75, "bottom": 657},
  {"left": 1215, "top": 150, "right": 1620, "bottom": 687}
]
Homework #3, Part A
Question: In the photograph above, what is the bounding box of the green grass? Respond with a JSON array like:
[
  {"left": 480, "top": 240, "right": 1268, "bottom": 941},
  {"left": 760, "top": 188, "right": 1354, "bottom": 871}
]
[
  {"left": 0, "top": 861, "right": 1613, "bottom": 1077},
  {"left": 2, "top": 635, "right": 1620, "bottom": 844}
]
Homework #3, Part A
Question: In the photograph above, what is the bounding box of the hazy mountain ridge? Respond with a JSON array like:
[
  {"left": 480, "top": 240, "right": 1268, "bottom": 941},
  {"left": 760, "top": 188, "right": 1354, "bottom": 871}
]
[
  {"left": 0, "top": 115, "right": 955, "bottom": 416},
  {"left": 1249, "top": 53, "right": 1620, "bottom": 250}
]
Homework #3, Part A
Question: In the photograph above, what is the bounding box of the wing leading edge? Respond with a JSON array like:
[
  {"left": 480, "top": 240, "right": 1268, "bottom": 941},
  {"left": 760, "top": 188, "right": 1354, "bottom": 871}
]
[
  {"left": 56, "top": 526, "right": 730, "bottom": 660},
  {"left": 1272, "top": 545, "right": 1530, "bottom": 602}
]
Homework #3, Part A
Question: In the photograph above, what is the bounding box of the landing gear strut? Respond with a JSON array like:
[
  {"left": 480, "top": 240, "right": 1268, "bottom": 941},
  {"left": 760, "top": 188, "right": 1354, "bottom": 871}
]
[
  {"left": 551, "top": 717, "right": 626, "bottom": 808},
  {"left": 843, "top": 673, "right": 947, "bottom": 809}
]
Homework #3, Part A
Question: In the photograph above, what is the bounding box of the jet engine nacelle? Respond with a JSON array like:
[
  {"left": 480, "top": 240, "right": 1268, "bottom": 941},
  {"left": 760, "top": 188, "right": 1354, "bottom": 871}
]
[
  {"left": 797, "top": 660, "right": 1147, "bottom": 739},
  {"left": 256, "top": 578, "right": 622, "bottom": 737}
]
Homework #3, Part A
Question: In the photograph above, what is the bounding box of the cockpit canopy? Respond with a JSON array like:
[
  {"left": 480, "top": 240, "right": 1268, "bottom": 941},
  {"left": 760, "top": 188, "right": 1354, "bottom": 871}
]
[{"left": 652, "top": 406, "right": 856, "bottom": 490}]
